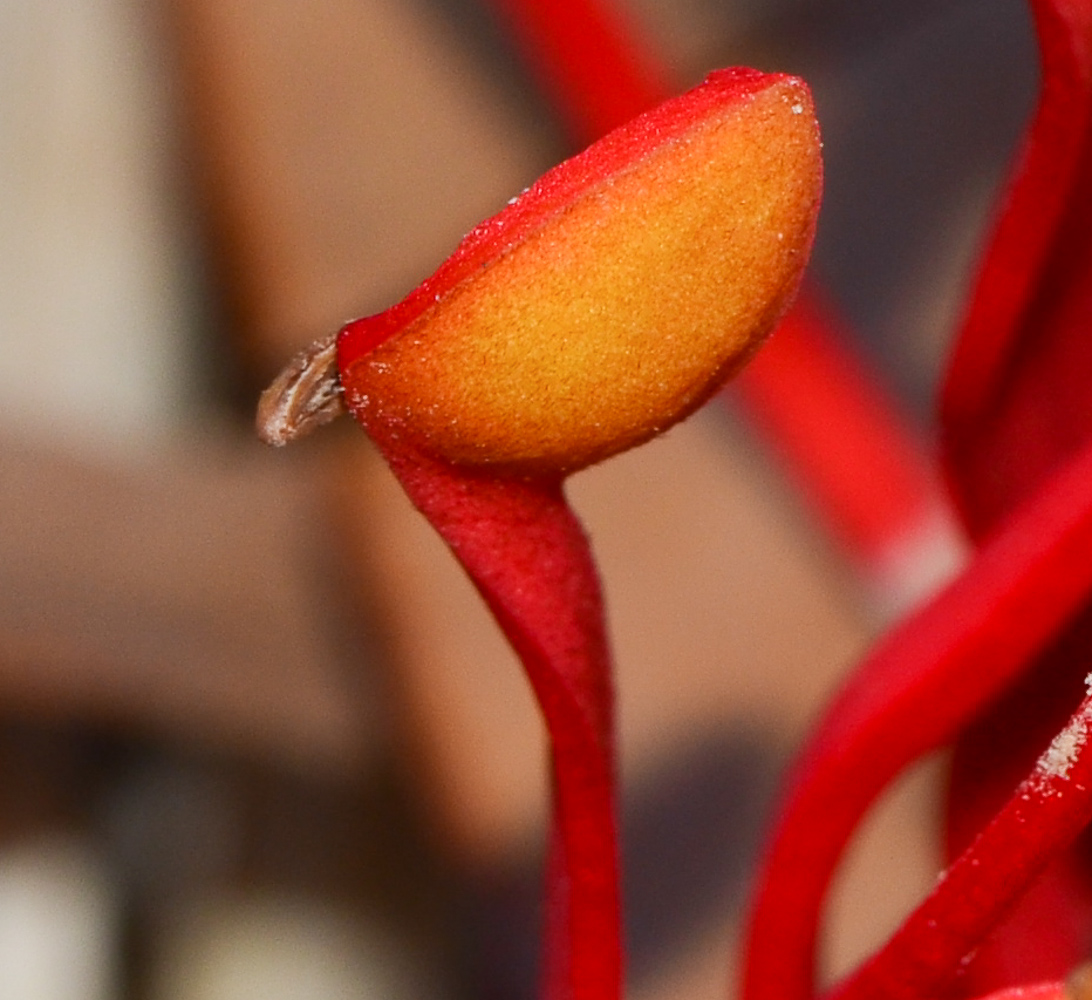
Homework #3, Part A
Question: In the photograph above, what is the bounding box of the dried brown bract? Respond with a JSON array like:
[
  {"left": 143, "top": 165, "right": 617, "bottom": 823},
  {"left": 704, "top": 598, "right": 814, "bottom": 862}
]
[{"left": 256, "top": 332, "right": 346, "bottom": 446}]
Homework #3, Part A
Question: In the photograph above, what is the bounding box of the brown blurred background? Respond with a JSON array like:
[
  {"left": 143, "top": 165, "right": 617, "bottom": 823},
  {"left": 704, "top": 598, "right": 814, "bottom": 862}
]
[{"left": 0, "top": 1, "right": 1037, "bottom": 998}]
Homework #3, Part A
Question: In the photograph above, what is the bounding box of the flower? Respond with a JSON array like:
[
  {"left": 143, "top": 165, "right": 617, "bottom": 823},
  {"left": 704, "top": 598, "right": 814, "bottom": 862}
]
[{"left": 259, "top": 65, "right": 822, "bottom": 1000}]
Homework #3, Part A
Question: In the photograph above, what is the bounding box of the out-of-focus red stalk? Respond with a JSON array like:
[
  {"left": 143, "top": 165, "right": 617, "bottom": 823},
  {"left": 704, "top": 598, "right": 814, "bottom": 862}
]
[
  {"left": 735, "top": 298, "right": 963, "bottom": 610},
  {"left": 733, "top": 300, "right": 933, "bottom": 561},
  {"left": 830, "top": 686, "right": 1092, "bottom": 1000},
  {"left": 742, "top": 436, "right": 1092, "bottom": 1000},
  {"left": 480, "top": 0, "right": 670, "bottom": 144}
]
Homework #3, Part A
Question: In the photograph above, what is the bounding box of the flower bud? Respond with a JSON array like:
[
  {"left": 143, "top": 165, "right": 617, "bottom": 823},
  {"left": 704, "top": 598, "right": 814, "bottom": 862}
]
[{"left": 337, "top": 67, "right": 822, "bottom": 475}]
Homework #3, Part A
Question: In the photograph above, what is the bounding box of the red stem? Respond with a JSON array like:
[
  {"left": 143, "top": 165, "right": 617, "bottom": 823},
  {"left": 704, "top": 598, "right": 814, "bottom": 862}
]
[
  {"left": 374, "top": 438, "right": 621, "bottom": 1000},
  {"left": 830, "top": 687, "right": 1092, "bottom": 1000},
  {"left": 941, "top": 0, "right": 1092, "bottom": 535},
  {"left": 731, "top": 296, "right": 950, "bottom": 590},
  {"left": 481, "top": 0, "right": 671, "bottom": 146},
  {"left": 742, "top": 436, "right": 1092, "bottom": 1000}
]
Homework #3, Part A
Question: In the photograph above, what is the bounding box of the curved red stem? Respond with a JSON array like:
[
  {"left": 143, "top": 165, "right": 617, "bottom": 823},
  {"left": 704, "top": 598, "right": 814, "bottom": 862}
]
[
  {"left": 941, "top": 0, "right": 1092, "bottom": 534},
  {"left": 374, "top": 438, "right": 620, "bottom": 1000},
  {"left": 742, "top": 437, "right": 1092, "bottom": 1000},
  {"left": 830, "top": 687, "right": 1092, "bottom": 1000}
]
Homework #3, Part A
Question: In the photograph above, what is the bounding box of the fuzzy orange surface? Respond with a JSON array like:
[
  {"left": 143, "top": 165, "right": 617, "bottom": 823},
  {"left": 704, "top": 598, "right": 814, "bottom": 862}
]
[{"left": 340, "top": 72, "right": 822, "bottom": 475}]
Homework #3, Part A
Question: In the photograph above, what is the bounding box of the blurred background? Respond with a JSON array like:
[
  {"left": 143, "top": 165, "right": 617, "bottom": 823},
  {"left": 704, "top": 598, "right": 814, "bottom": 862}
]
[{"left": 0, "top": 1, "right": 1038, "bottom": 998}]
